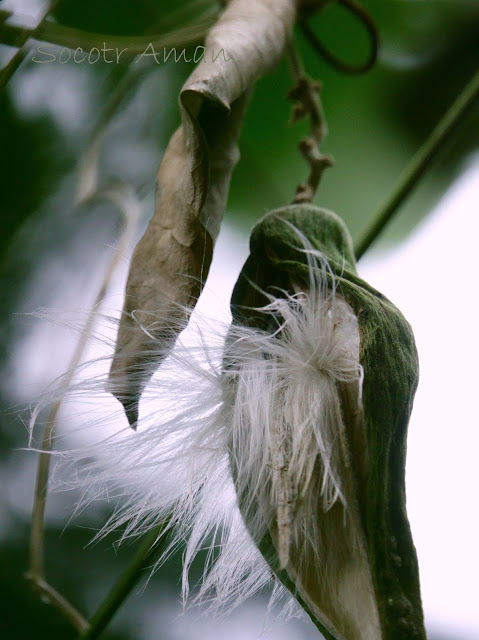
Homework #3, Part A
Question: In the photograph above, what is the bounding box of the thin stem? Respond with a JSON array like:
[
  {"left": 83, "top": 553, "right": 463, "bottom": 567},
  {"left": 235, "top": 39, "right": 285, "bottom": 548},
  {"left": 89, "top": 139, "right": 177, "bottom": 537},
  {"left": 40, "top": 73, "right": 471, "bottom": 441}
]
[
  {"left": 0, "top": 0, "right": 62, "bottom": 90},
  {"left": 24, "top": 574, "right": 89, "bottom": 632},
  {"left": 285, "top": 39, "right": 333, "bottom": 204},
  {"left": 0, "top": 48, "right": 28, "bottom": 87},
  {"left": 28, "top": 205, "right": 138, "bottom": 631},
  {"left": 29, "top": 219, "right": 135, "bottom": 578},
  {"left": 78, "top": 524, "right": 170, "bottom": 640},
  {"left": 29, "top": 315, "right": 102, "bottom": 578},
  {"left": 79, "top": 0, "right": 209, "bottom": 161},
  {"left": 299, "top": 0, "right": 379, "bottom": 76},
  {"left": 286, "top": 37, "right": 305, "bottom": 79},
  {"left": 355, "top": 67, "right": 479, "bottom": 260},
  {"left": 0, "top": 11, "right": 216, "bottom": 59}
]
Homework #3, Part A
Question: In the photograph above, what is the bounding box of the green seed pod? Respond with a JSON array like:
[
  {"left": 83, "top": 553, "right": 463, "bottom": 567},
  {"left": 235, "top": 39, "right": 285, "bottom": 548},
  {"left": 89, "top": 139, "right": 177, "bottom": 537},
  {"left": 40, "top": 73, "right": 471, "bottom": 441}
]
[{"left": 229, "top": 204, "right": 426, "bottom": 640}]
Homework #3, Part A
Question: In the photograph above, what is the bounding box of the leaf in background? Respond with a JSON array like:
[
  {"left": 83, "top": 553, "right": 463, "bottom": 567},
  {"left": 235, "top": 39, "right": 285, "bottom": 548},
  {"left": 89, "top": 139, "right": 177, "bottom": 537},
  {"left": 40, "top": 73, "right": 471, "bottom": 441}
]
[{"left": 109, "top": 0, "right": 298, "bottom": 427}]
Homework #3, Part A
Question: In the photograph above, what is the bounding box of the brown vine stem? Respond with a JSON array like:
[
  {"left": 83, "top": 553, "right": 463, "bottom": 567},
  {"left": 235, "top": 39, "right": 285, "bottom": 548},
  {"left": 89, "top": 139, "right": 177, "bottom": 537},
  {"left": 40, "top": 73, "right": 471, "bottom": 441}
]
[
  {"left": 27, "top": 196, "right": 139, "bottom": 629},
  {"left": 286, "top": 38, "right": 334, "bottom": 203}
]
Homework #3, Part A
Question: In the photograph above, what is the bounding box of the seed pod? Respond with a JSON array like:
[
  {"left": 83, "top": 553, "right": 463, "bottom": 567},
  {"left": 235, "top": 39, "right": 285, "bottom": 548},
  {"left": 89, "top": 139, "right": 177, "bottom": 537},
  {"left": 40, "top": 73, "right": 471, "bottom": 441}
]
[{"left": 228, "top": 204, "right": 426, "bottom": 640}]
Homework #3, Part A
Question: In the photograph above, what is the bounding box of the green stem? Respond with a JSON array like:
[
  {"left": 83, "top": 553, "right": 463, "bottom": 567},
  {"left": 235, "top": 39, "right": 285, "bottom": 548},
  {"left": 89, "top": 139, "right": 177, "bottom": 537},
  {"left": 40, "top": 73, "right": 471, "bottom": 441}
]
[
  {"left": 0, "top": 12, "right": 216, "bottom": 56},
  {"left": 0, "top": 0, "right": 62, "bottom": 90},
  {"left": 24, "top": 575, "right": 89, "bottom": 632},
  {"left": 355, "top": 67, "right": 479, "bottom": 260},
  {"left": 29, "top": 214, "right": 135, "bottom": 581},
  {"left": 78, "top": 523, "right": 170, "bottom": 640}
]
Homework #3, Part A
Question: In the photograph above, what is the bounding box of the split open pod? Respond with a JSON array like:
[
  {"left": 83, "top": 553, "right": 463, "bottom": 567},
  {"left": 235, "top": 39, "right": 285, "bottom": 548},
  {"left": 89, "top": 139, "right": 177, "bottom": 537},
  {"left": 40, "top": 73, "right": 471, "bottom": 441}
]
[{"left": 224, "top": 204, "right": 425, "bottom": 640}]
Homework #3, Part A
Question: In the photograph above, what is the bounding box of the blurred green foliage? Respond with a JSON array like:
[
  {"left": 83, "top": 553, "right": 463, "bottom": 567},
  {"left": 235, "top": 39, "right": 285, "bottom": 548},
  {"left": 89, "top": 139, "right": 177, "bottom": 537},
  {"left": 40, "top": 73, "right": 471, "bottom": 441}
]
[{"left": 1, "top": 0, "right": 479, "bottom": 638}]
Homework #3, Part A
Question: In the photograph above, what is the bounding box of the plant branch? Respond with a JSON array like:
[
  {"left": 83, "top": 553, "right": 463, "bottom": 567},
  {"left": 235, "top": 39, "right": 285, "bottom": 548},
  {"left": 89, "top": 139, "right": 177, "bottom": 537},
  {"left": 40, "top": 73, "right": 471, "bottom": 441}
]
[
  {"left": 29, "top": 215, "right": 136, "bottom": 574},
  {"left": 78, "top": 524, "right": 170, "bottom": 640},
  {"left": 286, "top": 39, "right": 333, "bottom": 204},
  {"left": 355, "top": 67, "right": 479, "bottom": 260},
  {"left": 26, "top": 0, "right": 208, "bottom": 619},
  {"left": 75, "top": 1, "right": 216, "bottom": 172},
  {"left": 28, "top": 197, "right": 139, "bottom": 623},
  {"left": 299, "top": 0, "right": 379, "bottom": 76},
  {"left": 0, "top": 11, "right": 217, "bottom": 58},
  {"left": 24, "top": 574, "right": 89, "bottom": 632},
  {"left": 0, "top": 0, "right": 62, "bottom": 90}
]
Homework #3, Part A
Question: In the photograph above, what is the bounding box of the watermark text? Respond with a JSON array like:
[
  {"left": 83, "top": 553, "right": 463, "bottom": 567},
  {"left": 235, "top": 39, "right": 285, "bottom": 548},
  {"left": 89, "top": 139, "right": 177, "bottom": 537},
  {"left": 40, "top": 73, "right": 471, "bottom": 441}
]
[{"left": 32, "top": 43, "right": 231, "bottom": 65}]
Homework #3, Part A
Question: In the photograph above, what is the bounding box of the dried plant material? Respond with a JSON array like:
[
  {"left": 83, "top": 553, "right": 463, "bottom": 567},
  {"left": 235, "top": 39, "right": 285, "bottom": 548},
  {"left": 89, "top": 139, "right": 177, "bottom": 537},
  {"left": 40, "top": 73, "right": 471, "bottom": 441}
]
[
  {"left": 109, "top": 0, "right": 299, "bottom": 426},
  {"left": 286, "top": 44, "right": 334, "bottom": 204},
  {"left": 229, "top": 205, "right": 426, "bottom": 640}
]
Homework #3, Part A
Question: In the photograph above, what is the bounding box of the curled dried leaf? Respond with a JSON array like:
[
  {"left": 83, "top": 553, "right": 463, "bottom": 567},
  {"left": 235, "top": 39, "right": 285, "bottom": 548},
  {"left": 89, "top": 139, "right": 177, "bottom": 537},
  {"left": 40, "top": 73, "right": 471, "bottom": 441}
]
[{"left": 109, "top": 0, "right": 299, "bottom": 426}]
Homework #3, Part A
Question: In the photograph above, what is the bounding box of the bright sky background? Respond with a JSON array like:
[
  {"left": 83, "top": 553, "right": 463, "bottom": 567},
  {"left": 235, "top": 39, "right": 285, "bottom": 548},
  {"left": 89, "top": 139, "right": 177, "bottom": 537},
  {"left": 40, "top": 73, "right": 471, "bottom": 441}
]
[{"left": 359, "top": 156, "right": 479, "bottom": 639}]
